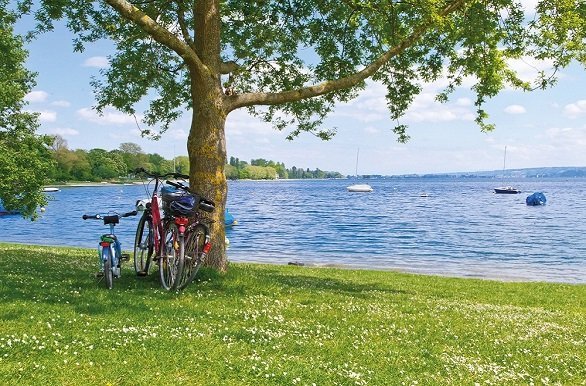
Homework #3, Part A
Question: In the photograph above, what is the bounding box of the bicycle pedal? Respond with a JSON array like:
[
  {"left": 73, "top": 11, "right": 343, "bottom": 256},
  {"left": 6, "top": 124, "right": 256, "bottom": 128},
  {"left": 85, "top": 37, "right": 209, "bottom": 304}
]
[{"left": 120, "top": 253, "right": 130, "bottom": 261}]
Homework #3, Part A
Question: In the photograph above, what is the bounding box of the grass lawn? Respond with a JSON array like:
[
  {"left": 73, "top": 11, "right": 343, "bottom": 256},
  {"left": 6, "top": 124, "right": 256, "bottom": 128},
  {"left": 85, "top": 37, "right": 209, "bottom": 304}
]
[{"left": 0, "top": 243, "right": 584, "bottom": 385}]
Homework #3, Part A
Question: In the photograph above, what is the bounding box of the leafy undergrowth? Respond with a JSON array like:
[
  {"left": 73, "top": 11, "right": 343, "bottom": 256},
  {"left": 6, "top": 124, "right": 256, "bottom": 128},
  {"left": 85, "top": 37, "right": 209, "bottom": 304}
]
[{"left": 0, "top": 243, "right": 584, "bottom": 385}]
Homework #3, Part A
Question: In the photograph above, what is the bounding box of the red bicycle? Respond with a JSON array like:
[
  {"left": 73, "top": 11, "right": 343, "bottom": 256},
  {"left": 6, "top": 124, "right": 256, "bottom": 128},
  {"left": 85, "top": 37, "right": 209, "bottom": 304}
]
[{"left": 133, "top": 168, "right": 214, "bottom": 290}]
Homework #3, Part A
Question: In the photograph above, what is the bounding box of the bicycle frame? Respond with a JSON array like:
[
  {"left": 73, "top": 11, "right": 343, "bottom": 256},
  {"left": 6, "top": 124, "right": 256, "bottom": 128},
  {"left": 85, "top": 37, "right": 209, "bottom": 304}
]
[
  {"left": 134, "top": 168, "right": 215, "bottom": 290},
  {"left": 150, "top": 185, "right": 164, "bottom": 256},
  {"left": 99, "top": 222, "right": 122, "bottom": 277},
  {"left": 83, "top": 210, "right": 136, "bottom": 289},
  {"left": 135, "top": 168, "right": 191, "bottom": 258}
]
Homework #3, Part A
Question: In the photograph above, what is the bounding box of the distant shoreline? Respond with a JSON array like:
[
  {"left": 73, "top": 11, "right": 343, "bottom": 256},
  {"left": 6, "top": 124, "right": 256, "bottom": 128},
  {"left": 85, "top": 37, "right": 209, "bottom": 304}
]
[{"left": 45, "top": 181, "right": 143, "bottom": 188}]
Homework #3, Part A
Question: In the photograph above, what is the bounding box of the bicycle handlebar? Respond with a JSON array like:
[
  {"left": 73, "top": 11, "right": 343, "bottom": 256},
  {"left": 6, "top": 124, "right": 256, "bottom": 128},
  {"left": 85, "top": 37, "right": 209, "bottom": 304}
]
[
  {"left": 165, "top": 180, "right": 216, "bottom": 207},
  {"left": 134, "top": 167, "right": 189, "bottom": 180},
  {"left": 165, "top": 180, "right": 191, "bottom": 192},
  {"left": 82, "top": 210, "right": 137, "bottom": 220}
]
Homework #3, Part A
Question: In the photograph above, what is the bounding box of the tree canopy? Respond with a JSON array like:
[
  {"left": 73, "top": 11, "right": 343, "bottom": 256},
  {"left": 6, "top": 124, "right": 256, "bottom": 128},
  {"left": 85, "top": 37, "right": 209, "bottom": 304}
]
[
  {"left": 0, "top": 0, "right": 53, "bottom": 218},
  {"left": 13, "top": 0, "right": 586, "bottom": 268}
]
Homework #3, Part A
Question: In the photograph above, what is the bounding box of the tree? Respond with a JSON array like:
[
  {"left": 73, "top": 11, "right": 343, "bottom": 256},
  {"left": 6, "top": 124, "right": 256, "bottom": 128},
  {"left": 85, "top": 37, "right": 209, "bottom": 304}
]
[
  {"left": 19, "top": 0, "right": 586, "bottom": 270},
  {"left": 0, "top": 1, "right": 53, "bottom": 218},
  {"left": 49, "top": 134, "right": 68, "bottom": 152},
  {"left": 68, "top": 150, "right": 92, "bottom": 181},
  {"left": 87, "top": 148, "right": 126, "bottom": 180},
  {"left": 174, "top": 155, "right": 190, "bottom": 174},
  {"left": 118, "top": 142, "right": 145, "bottom": 172}
]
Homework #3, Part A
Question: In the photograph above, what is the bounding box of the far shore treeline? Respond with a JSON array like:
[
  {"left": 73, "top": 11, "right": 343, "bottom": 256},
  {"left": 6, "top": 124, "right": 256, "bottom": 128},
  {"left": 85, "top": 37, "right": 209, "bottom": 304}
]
[{"left": 48, "top": 136, "right": 342, "bottom": 182}]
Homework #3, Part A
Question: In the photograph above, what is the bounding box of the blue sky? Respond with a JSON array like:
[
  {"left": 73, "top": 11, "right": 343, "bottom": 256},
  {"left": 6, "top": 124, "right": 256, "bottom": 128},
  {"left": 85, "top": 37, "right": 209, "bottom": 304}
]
[{"left": 16, "top": 3, "right": 586, "bottom": 176}]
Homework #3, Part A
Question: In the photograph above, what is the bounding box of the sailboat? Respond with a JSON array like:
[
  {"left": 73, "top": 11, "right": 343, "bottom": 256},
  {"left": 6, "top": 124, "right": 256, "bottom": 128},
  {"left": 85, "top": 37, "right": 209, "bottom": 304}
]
[
  {"left": 494, "top": 146, "right": 521, "bottom": 194},
  {"left": 347, "top": 148, "right": 373, "bottom": 192}
]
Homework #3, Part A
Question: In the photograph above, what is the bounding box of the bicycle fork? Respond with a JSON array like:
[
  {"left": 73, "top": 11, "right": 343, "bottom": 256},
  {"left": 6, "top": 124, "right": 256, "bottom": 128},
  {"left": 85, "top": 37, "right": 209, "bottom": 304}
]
[{"left": 99, "top": 236, "right": 121, "bottom": 278}]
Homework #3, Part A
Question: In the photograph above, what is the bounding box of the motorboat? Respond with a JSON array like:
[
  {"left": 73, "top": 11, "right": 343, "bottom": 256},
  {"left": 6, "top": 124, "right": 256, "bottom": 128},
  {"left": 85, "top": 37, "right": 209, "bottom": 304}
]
[
  {"left": 43, "top": 187, "right": 60, "bottom": 192},
  {"left": 494, "top": 186, "right": 521, "bottom": 194},
  {"left": 347, "top": 184, "right": 373, "bottom": 192}
]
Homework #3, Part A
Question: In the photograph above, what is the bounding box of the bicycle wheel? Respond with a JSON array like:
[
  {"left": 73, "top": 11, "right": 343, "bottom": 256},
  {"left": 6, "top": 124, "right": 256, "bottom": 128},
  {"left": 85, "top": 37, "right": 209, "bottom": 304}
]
[
  {"left": 102, "top": 247, "right": 113, "bottom": 290},
  {"left": 134, "top": 213, "right": 153, "bottom": 276},
  {"left": 176, "top": 224, "right": 208, "bottom": 290},
  {"left": 159, "top": 222, "right": 184, "bottom": 290}
]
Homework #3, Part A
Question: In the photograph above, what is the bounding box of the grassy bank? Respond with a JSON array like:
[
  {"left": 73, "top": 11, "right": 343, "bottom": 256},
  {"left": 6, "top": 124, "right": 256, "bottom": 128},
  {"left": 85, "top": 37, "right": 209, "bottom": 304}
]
[{"left": 0, "top": 243, "right": 584, "bottom": 385}]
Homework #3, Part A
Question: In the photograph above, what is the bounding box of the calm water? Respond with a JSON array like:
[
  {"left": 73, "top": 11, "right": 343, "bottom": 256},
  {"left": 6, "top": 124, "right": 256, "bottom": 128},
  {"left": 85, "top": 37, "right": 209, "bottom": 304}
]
[{"left": 1, "top": 178, "right": 585, "bottom": 283}]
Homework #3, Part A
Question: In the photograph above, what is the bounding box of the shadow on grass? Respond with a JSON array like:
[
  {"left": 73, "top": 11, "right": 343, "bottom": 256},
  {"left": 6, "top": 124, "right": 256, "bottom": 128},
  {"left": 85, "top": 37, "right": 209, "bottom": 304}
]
[
  {"left": 1, "top": 245, "right": 411, "bottom": 314},
  {"left": 0, "top": 245, "right": 182, "bottom": 315},
  {"left": 254, "top": 269, "right": 411, "bottom": 297},
  {"left": 192, "top": 263, "right": 412, "bottom": 298}
]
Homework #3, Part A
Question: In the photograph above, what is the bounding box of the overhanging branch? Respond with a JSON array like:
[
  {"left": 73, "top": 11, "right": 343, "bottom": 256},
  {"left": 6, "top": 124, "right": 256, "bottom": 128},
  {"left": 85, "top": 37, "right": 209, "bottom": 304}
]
[
  {"left": 105, "top": 0, "right": 208, "bottom": 77},
  {"left": 224, "top": 0, "right": 469, "bottom": 112}
]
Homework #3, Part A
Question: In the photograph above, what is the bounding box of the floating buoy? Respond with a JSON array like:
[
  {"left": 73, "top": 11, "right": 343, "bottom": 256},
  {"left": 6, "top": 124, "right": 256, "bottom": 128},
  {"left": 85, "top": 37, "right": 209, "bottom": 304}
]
[{"left": 526, "top": 192, "right": 547, "bottom": 206}]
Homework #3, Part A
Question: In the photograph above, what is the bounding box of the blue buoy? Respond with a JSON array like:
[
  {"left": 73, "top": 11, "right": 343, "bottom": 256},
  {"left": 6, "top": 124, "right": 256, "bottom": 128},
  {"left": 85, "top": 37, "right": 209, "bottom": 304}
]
[{"left": 526, "top": 192, "right": 546, "bottom": 206}]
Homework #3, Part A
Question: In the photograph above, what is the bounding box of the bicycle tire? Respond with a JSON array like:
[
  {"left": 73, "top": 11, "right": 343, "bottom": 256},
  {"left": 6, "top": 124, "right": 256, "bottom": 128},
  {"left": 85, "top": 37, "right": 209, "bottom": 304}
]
[
  {"left": 103, "top": 247, "right": 113, "bottom": 290},
  {"left": 159, "top": 222, "right": 184, "bottom": 290},
  {"left": 134, "top": 213, "right": 153, "bottom": 275},
  {"left": 176, "top": 223, "right": 208, "bottom": 290}
]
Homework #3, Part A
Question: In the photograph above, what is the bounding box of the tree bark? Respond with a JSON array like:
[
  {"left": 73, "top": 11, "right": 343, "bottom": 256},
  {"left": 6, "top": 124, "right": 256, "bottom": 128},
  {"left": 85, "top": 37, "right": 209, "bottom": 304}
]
[
  {"left": 187, "top": 94, "right": 228, "bottom": 272},
  {"left": 187, "top": 0, "right": 228, "bottom": 272}
]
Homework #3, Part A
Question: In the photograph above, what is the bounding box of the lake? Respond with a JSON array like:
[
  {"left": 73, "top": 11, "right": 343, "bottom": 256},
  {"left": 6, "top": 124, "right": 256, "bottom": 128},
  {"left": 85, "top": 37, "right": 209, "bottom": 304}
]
[{"left": 1, "top": 178, "right": 585, "bottom": 283}]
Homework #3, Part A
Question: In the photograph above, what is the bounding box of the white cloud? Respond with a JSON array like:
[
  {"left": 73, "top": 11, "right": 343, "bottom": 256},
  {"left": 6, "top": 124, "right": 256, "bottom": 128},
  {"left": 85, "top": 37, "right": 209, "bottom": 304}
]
[
  {"left": 507, "top": 57, "right": 555, "bottom": 84},
  {"left": 519, "top": 0, "right": 539, "bottom": 13},
  {"left": 24, "top": 90, "right": 49, "bottom": 103},
  {"left": 51, "top": 100, "right": 71, "bottom": 107},
  {"left": 168, "top": 128, "right": 188, "bottom": 140},
  {"left": 363, "top": 126, "right": 380, "bottom": 134},
  {"left": 404, "top": 91, "right": 475, "bottom": 123},
  {"left": 46, "top": 127, "right": 79, "bottom": 136},
  {"left": 504, "top": 105, "right": 526, "bottom": 114},
  {"left": 37, "top": 110, "right": 57, "bottom": 122},
  {"left": 83, "top": 56, "right": 109, "bottom": 68},
  {"left": 456, "top": 98, "right": 472, "bottom": 106},
  {"left": 77, "top": 107, "right": 137, "bottom": 125},
  {"left": 544, "top": 126, "right": 586, "bottom": 147},
  {"left": 563, "top": 100, "right": 586, "bottom": 118},
  {"left": 225, "top": 109, "right": 275, "bottom": 136}
]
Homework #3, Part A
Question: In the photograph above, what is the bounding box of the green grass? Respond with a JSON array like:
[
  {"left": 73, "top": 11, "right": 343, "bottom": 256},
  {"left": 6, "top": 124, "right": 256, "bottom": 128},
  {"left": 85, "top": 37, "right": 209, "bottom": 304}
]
[{"left": 0, "top": 243, "right": 584, "bottom": 385}]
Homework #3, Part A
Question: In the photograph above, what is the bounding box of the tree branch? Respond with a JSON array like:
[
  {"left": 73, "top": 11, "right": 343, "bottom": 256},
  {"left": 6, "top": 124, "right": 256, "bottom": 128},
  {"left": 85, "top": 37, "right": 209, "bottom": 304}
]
[
  {"left": 220, "top": 60, "right": 240, "bottom": 74},
  {"left": 175, "top": 1, "right": 196, "bottom": 50},
  {"left": 225, "top": 0, "right": 469, "bottom": 112},
  {"left": 105, "top": 0, "right": 208, "bottom": 77}
]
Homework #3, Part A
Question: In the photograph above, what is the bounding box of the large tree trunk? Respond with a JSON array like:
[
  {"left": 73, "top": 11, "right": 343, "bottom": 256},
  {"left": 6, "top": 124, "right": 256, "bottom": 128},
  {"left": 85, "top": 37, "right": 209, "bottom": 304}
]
[
  {"left": 187, "top": 0, "right": 227, "bottom": 272},
  {"left": 187, "top": 91, "right": 228, "bottom": 272}
]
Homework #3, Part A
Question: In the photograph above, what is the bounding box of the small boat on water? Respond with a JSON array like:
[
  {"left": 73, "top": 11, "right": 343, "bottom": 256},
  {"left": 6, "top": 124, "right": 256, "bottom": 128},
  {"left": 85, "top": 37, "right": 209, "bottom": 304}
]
[
  {"left": 494, "top": 186, "right": 521, "bottom": 194},
  {"left": 43, "top": 187, "right": 60, "bottom": 192},
  {"left": 347, "top": 184, "right": 373, "bottom": 192},
  {"left": 0, "top": 200, "right": 20, "bottom": 215},
  {"left": 494, "top": 146, "right": 520, "bottom": 194},
  {"left": 346, "top": 148, "right": 373, "bottom": 193}
]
